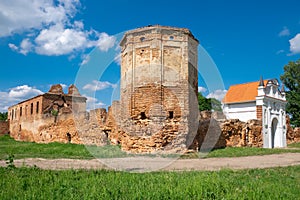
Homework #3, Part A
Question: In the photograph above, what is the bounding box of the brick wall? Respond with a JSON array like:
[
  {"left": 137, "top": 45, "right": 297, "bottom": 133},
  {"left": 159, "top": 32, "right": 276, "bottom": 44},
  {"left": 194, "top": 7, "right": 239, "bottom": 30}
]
[
  {"left": 0, "top": 121, "right": 9, "bottom": 135},
  {"left": 256, "top": 105, "right": 262, "bottom": 120}
]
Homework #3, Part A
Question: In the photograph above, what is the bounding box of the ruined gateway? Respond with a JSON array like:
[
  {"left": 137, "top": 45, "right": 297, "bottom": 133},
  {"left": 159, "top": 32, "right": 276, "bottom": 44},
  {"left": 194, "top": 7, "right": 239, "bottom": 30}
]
[{"left": 7, "top": 25, "right": 299, "bottom": 153}]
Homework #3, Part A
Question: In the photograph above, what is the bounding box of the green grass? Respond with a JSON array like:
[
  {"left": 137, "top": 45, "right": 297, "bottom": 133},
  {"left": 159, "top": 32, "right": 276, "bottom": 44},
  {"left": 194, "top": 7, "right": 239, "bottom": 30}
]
[
  {"left": 0, "top": 166, "right": 299, "bottom": 199},
  {"left": 1, "top": 135, "right": 300, "bottom": 160},
  {"left": 0, "top": 135, "right": 126, "bottom": 160},
  {"left": 179, "top": 146, "right": 300, "bottom": 159},
  {"left": 288, "top": 142, "right": 300, "bottom": 148},
  {"left": 206, "top": 146, "right": 300, "bottom": 158}
]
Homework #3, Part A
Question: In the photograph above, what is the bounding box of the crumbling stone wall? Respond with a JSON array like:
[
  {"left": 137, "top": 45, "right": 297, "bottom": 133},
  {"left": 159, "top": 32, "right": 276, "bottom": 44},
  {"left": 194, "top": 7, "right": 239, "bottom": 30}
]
[
  {"left": 221, "top": 119, "right": 262, "bottom": 147},
  {"left": 189, "top": 111, "right": 263, "bottom": 150},
  {"left": 192, "top": 118, "right": 262, "bottom": 150},
  {"left": 286, "top": 116, "right": 300, "bottom": 143},
  {"left": 192, "top": 118, "right": 226, "bottom": 151},
  {"left": 38, "top": 115, "right": 107, "bottom": 146},
  {"left": 103, "top": 100, "right": 188, "bottom": 153},
  {"left": 292, "top": 128, "right": 300, "bottom": 143},
  {"left": 7, "top": 84, "right": 108, "bottom": 146},
  {"left": 0, "top": 121, "right": 9, "bottom": 135},
  {"left": 117, "top": 119, "right": 184, "bottom": 153}
]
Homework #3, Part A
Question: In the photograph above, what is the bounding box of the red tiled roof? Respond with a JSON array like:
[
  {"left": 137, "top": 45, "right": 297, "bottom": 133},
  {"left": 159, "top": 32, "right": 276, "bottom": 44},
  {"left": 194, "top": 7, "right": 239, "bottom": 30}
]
[{"left": 223, "top": 80, "right": 267, "bottom": 104}]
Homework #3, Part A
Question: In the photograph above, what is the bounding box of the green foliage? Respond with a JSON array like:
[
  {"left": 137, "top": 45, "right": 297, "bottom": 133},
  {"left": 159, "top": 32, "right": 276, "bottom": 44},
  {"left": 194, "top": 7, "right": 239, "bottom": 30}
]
[
  {"left": 198, "top": 93, "right": 222, "bottom": 112},
  {"left": 0, "top": 135, "right": 126, "bottom": 160},
  {"left": 0, "top": 112, "right": 8, "bottom": 121},
  {"left": 51, "top": 109, "right": 59, "bottom": 117},
  {"left": 280, "top": 59, "right": 300, "bottom": 127},
  {"left": 210, "top": 98, "right": 222, "bottom": 112},
  {"left": 0, "top": 166, "right": 299, "bottom": 199},
  {"left": 5, "top": 154, "right": 15, "bottom": 169},
  {"left": 198, "top": 93, "right": 211, "bottom": 111}
]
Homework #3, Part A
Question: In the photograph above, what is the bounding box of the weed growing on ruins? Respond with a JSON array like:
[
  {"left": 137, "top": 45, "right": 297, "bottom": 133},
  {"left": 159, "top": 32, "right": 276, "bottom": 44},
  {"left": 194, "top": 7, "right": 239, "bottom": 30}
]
[
  {"left": 50, "top": 109, "right": 59, "bottom": 117},
  {"left": 0, "top": 166, "right": 299, "bottom": 199}
]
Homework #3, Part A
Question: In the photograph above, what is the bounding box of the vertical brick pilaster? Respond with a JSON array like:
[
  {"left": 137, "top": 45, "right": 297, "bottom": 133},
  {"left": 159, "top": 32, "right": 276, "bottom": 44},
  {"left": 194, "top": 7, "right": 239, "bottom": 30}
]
[{"left": 256, "top": 105, "right": 262, "bottom": 121}]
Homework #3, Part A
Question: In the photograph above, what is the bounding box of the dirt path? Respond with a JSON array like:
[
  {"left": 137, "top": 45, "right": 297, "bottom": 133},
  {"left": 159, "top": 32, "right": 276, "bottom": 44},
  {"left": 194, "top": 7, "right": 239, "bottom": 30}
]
[{"left": 1, "top": 153, "right": 300, "bottom": 172}]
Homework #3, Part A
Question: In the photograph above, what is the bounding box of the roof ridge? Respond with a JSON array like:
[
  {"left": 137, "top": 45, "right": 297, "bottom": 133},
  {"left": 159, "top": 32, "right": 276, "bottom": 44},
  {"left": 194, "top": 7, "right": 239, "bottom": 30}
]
[{"left": 229, "top": 79, "right": 269, "bottom": 87}]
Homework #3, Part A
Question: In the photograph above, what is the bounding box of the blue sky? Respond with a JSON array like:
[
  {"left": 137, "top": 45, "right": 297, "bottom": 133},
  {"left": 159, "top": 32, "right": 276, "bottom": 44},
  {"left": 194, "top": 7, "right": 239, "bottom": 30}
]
[{"left": 1, "top": 0, "right": 300, "bottom": 112}]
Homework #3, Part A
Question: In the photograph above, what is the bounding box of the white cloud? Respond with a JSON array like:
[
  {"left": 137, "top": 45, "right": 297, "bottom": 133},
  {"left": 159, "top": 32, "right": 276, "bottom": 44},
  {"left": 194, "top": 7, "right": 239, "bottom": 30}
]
[
  {"left": 8, "top": 85, "right": 43, "bottom": 99},
  {"left": 0, "top": 0, "right": 76, "bottom": 37},
  {"left": 114, "top": 53, "right": 121, "bottom": 65},
  {"left": 2, "top": 0, "right": 116, "bottom": 59},
  {"left": 8, "top": 38, "right": 33, "bottom": 55},
  {"left": 0, "top": 85, "right": 43, "bottom": 112},
  {"left": 206, "top": 89, "right": 227, "bottom": 101},
  {"left": 34, "top": 23, "right": 89, "bottom": 56},
  {"left": 278, "top": 26, "right": 290, "bottom": 37},
  {"left": 8, "top": 43, "right": 18, "bottom": 51},
  {"left": 33, "top": 26, "right": 116, "bottom": 56},
  {"left": 73, "top": 20, "right": 84, "bottom": 30},
  {"left": 80, "top": 54, "right": 90, "bottom": 65},
  {"left": 95, "top": 32, "right": 116, "bottom": 52},
  {"left": 289, "top": 33, "right": 300, "bottom": 54},
  {"left": 58, "top": 0, "right": 80, "bottom": 17},
  {"left": 19, "top": 38, "right": 33, "bottom": 55},
  {"left": 83, "top": 95, "right": 105, "bottom": 110},
  {"left": 0, "top": 92, "right": 11, "bottom": 112},
  {"left": 60, "top": 84, "right": 67, "bottom": 89},
  {"left": 83, "top": 80, "right": 117, "bottom": 91},
  {"left": 198, "top": 86, "right": 207, "bottom": 93}
]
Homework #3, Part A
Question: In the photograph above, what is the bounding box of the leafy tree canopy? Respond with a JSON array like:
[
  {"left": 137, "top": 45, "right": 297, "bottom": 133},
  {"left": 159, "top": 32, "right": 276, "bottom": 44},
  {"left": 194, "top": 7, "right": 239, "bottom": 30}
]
[
  {"left": 198, "top": 93, "right": 223, "bottom": 112},
  {"left": 0, "top": 112, "right": 8, "bottom": 121},
  {"left": 211, "top": 98, "right": 222, "bottom": 112},
  {"left": 280, "top": 59, "right": 300, "bottom": 127}
]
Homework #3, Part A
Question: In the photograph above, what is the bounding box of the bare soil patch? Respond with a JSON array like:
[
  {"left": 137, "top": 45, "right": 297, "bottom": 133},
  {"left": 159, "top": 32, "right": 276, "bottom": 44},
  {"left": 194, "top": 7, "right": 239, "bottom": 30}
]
[{"left": 1, "top": 153, "right": 299, "bottom": 172}]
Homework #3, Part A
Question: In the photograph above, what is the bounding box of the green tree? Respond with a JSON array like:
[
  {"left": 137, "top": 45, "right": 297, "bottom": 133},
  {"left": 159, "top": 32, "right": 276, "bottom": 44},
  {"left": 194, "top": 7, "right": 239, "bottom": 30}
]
[
  {"left": 280, "top": 59, "right": 300, "bottom": 127},
  {"left": 211, "top": 98, "right": 222, "bottom": 112},
  {"left": 0, "top": 112, "right": 8, "bottom": 121},
  {"left": 198, "top": 93, "right": 212, "bottom": 111}
]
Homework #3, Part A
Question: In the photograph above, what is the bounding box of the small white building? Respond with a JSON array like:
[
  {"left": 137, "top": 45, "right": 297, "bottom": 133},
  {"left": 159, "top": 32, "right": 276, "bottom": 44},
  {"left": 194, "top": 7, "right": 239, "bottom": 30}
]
[{"left": 223, "top": 78, "right": 287, "bottom": 148}]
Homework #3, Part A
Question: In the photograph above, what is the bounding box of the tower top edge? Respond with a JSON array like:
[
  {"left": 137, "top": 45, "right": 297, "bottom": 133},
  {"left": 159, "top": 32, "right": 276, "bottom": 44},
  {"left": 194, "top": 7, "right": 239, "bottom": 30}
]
[{"left": 120, "top": 25, "right": 199, "bottom": 44}]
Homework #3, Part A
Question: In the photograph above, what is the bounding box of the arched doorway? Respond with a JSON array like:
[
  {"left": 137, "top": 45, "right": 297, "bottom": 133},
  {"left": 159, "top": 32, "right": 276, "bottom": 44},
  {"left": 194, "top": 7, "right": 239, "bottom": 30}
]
[{"left": 271, "top": 118, "right": 278, "bottom": 148}]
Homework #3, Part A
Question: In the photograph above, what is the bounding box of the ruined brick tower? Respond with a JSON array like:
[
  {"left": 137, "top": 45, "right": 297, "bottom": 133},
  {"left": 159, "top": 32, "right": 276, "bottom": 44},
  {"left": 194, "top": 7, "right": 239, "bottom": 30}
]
[{"left": 119, "top": 25, "right": 199, "bottom": 151}]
